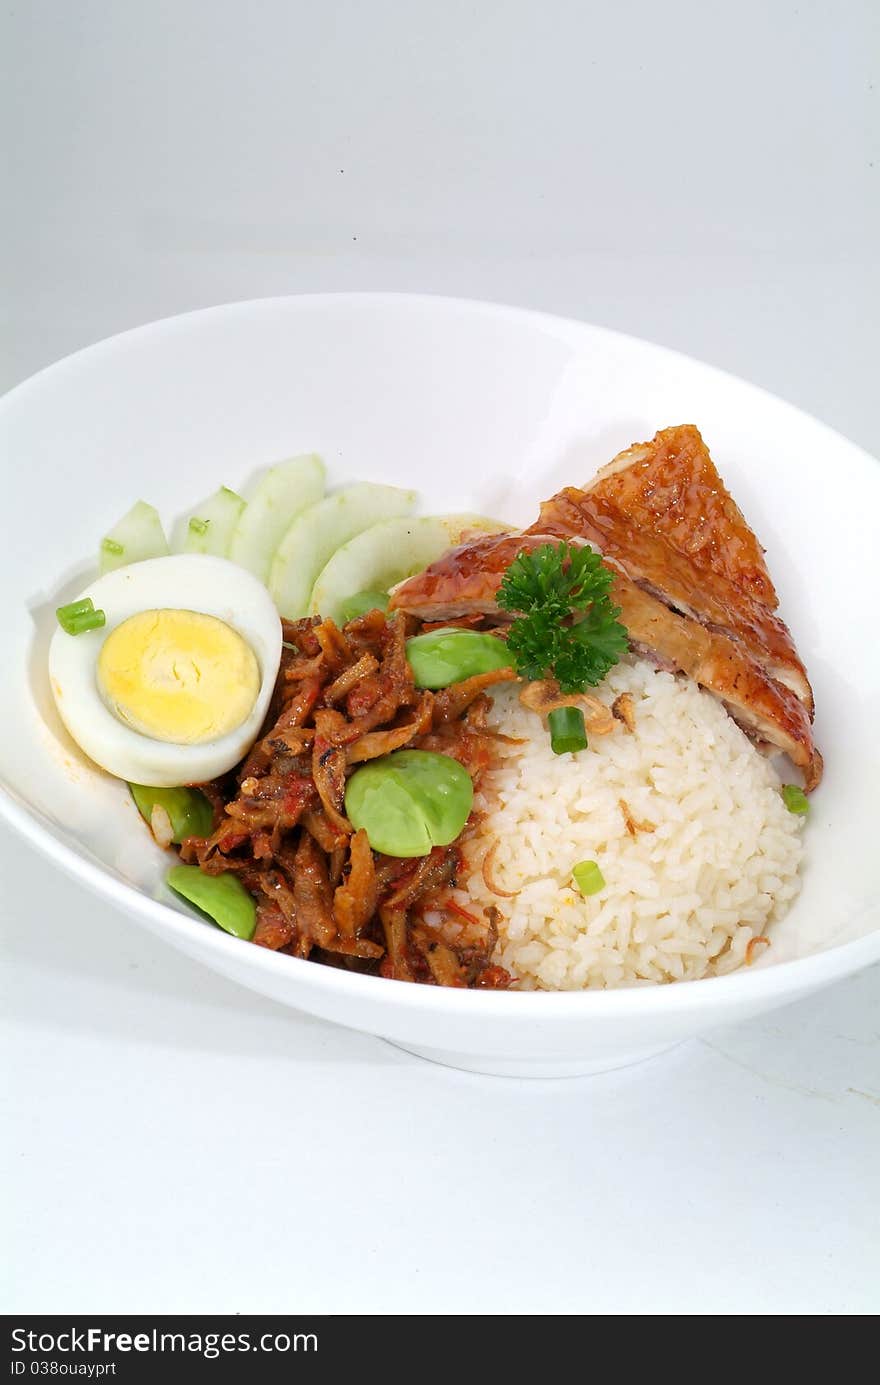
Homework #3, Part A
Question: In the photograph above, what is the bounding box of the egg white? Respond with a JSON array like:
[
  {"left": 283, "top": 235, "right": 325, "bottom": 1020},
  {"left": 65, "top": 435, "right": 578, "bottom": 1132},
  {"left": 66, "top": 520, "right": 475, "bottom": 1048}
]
[{"left": 49, "top": 555, "right": 283, "bottom": 787}]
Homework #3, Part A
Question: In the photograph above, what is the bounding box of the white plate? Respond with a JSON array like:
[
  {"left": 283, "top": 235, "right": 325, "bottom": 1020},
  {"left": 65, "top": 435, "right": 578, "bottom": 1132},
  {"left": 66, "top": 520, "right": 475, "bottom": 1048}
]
[{"left": 1, "top": 293, "right": 878, "bottom": 1077}]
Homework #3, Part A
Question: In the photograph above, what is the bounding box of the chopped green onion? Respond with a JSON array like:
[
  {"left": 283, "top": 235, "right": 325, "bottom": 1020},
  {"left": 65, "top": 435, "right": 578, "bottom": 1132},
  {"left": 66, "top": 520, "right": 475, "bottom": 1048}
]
[
  {"left": 572, "top": 860, "right": 605, "bottom": 896},
  {"left": 188, "top": 516, "right": 209, "bottom": 536},
  {"left": 57, "top": 597, "right": 94, "bottom": 620},
  {"left": 61, "top": 609, "right": 106, "bottom": 635},
  {"left": 782, "top": 784, "right": 809, "bottom": 815},
  {"left": 101, "top": 537, "right": 124, "bottom": 556},
  {"left": 56, "top": 597, "right": 107, "bottom": 636},
  {"left": 547, "top": 706, "right": 587, "bottom": 755}
]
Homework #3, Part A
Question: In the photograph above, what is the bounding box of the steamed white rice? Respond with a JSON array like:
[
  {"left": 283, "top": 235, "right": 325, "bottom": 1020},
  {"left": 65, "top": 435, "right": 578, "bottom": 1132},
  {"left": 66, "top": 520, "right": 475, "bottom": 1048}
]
[{"left": 465, "top": 658, "right": 804, "bottom": 990}]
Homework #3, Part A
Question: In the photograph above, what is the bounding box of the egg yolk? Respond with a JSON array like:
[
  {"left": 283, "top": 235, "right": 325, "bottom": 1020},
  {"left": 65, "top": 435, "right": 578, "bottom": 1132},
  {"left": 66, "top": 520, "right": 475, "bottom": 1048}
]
[{"left": 97, "top": 609, "right": 260, "bottom": 744}]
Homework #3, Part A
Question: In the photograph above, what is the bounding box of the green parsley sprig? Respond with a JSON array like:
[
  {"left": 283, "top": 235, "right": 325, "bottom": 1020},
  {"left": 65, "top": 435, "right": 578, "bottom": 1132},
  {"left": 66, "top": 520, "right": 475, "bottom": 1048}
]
[{"left": 497, "top": 542, "right": 628, "bottom": 693}]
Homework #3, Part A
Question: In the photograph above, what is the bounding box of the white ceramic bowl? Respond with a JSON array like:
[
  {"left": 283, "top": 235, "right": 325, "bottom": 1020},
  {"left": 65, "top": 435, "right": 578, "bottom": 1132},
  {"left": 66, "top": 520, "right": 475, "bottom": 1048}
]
[{"left": 2, "top": 293, "right": 878, "bottom": 1077}]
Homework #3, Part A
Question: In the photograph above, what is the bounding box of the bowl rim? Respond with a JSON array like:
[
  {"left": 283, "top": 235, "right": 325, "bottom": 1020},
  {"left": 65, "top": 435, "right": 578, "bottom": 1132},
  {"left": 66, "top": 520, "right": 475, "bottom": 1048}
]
[{"left": 2, "top": 289, "right": 878, "bottom": 1016}]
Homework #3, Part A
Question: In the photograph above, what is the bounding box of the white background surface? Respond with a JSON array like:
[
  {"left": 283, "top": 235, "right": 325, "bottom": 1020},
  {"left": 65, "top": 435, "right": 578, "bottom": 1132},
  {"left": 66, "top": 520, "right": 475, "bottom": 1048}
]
[{"left": 2, "top": 1, "right": 878, "bottom": 1315}]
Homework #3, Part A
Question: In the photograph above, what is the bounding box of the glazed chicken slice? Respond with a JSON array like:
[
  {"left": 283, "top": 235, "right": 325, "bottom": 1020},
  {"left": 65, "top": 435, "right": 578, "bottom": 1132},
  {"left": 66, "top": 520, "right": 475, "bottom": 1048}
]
[
  {"left": 545, "top": 425, "right": 812, "bottom": 710},
  {"left": 390, "top": 426, "right": 822, "bottom": 789},
  {"left": 388, "top": 532, "right": 551, "bottom": 622}
]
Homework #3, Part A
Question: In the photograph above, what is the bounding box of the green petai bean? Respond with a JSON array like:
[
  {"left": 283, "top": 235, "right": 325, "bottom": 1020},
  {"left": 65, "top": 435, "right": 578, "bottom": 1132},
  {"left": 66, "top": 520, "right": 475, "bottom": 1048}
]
[
  {"left": 129, "top": 783, "right": 214, "bottom": 844},
  {"left": 338, "top": 590, "right": 390, "bottom": 623},
  {"left": 166, "top": 864, "right": 257, "bottom": 940},
  {"left": 405, "top": 627, "right": 511, "bottom": 689},
  {"left": 345, "top": 749, "right": 473, "bottom": 857}
]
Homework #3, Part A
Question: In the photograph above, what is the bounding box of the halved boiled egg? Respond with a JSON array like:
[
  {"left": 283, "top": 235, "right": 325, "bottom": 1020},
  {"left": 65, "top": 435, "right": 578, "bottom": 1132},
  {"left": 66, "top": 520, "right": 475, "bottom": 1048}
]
[{"left": 49, "top": 555, "right": 282, "bottom": 786}]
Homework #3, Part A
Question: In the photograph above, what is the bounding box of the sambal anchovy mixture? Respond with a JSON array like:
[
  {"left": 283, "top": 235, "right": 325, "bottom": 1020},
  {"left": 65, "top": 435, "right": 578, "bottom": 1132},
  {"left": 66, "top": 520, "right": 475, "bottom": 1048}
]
[{"left": 177, "top": 610, "right": 515, "bottom": 987}]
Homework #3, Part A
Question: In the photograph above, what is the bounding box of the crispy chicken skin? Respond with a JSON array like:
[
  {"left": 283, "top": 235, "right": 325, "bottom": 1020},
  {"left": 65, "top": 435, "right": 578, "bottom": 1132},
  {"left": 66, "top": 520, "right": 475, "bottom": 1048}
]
[
  {"left": 390, "top": 425, "right": 822, "bottom": 789},
  {"left": 582, "top": 426, "right": 778, "bottom": 606}
]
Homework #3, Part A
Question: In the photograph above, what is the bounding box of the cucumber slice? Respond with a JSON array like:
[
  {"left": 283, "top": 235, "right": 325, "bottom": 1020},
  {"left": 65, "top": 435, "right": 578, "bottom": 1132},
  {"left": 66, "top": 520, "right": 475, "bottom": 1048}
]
[
  {"left": 309, "top": 514, "right": 506, "bottom": 624},
  {"left": 269, "top": 482, "right": 417, "bottom": 619},
  {"left": 172, "top": 486, "right": 246, "bottom": 556},
  {"left": 99, "top": 501, "right": 169, "bottom": 574},
  {"left": 229, "top": 454, "right": 325, "bottom": 583}
]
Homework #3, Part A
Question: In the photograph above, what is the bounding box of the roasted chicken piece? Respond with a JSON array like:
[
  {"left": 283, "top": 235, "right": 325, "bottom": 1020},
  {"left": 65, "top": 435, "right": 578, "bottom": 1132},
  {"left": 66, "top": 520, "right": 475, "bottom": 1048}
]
[
  {"left": 540, "top": 425, "right": 812, "bottom": 710},
  {"left": 390, "top": 425, "right": 822, "bottom": 788}
]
